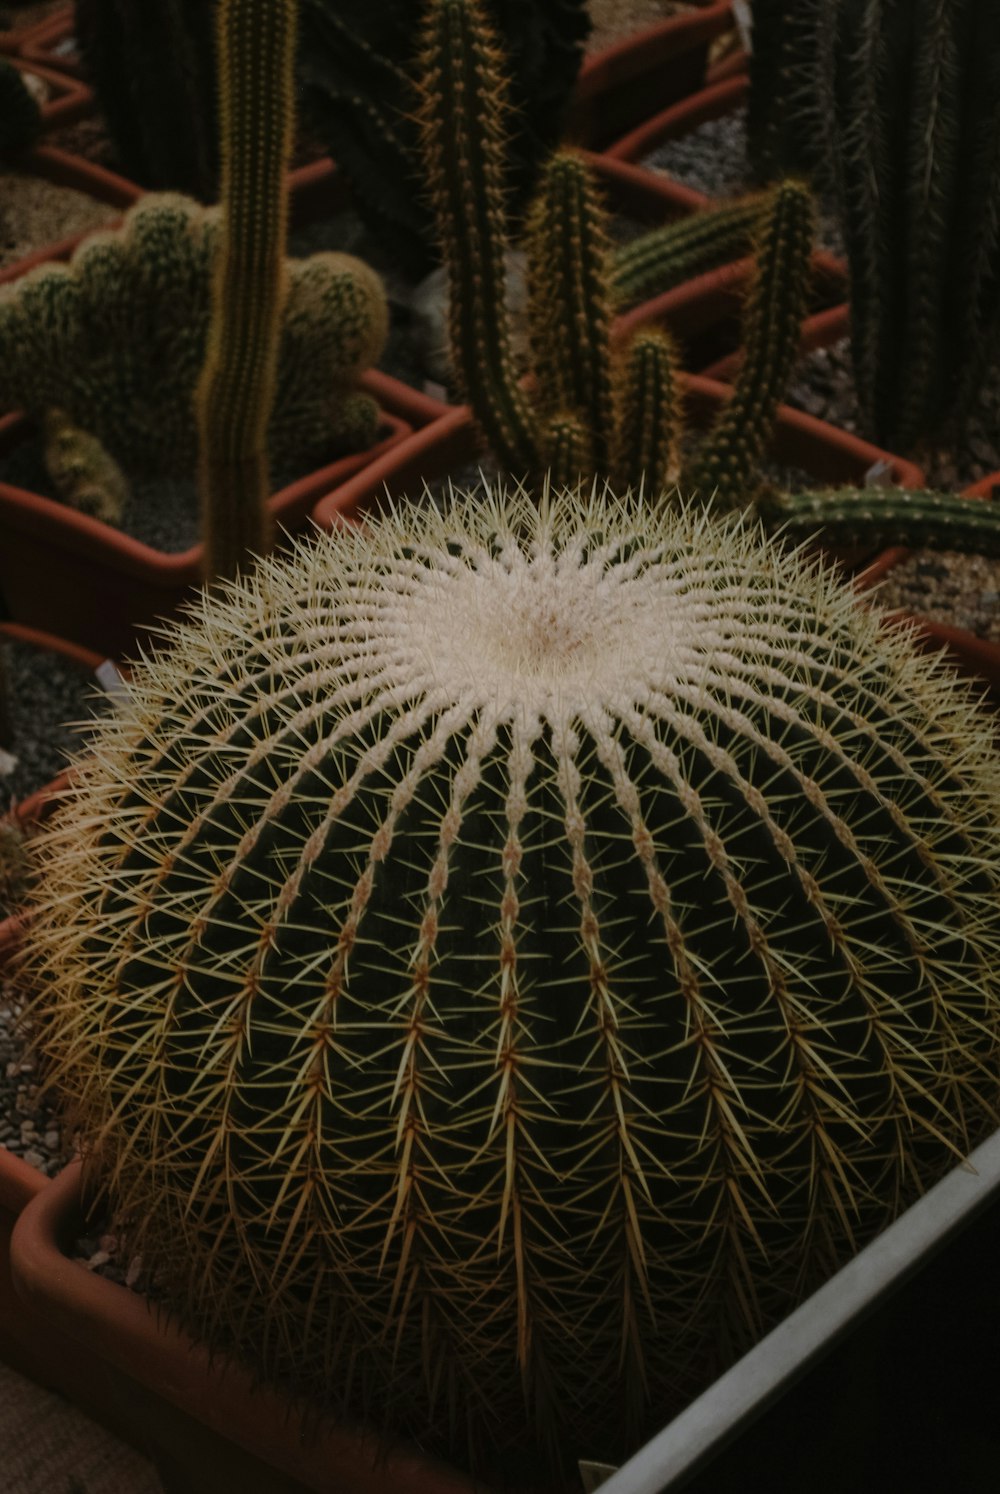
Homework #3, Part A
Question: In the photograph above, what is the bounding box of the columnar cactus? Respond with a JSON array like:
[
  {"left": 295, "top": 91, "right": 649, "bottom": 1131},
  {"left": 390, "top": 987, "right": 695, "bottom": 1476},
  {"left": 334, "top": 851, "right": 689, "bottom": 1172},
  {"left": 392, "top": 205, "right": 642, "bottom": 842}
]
[
  {"left": 0, "top": 197, "right": 388, "bottom": 491},
  {"left": 610, "top": 195, "right": 767, "bottom": 312},
  {"left": 746, "top": 0, "right": 1000, "bottom": 450},
  {"left": 22, "top": 485, "right": 1000, "bottom": 1476},
  {"left": 194, "top": 0, "right": 298, "bottom": 581},
  {"left": 416, "top": 0, "right": 815, "bottom": 506}
]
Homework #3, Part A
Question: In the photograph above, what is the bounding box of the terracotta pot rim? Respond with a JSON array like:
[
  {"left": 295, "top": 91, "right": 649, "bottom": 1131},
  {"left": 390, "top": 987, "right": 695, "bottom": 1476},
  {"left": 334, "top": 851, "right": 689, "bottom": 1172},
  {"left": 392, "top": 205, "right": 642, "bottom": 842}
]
[
  {"left": 604, "top": 70, "right": 749, "bottom": 165},
  {"left": 4, "top": 50, "right": 92, "bottom": 124},
  {"left": 574, "top": 0, "right": 734, "bottom": 104}
]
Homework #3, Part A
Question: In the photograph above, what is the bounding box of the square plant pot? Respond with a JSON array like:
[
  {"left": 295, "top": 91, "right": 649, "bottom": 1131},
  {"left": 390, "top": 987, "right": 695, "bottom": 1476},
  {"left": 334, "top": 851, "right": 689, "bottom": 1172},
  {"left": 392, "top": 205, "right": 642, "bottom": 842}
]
[{"left": 592, "top": 1124, "right": 1000, "bottom": 1494}]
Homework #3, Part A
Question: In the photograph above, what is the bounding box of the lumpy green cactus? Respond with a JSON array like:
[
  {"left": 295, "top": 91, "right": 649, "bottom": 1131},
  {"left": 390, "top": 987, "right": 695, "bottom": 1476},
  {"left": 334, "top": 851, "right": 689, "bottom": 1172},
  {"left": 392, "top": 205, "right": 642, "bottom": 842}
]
[
  {"left": 22, "top": 483, "right": 1000, "bottom": 1476},
  {"left": 0, "top": 195, "right": 387, "bottom": 490}
]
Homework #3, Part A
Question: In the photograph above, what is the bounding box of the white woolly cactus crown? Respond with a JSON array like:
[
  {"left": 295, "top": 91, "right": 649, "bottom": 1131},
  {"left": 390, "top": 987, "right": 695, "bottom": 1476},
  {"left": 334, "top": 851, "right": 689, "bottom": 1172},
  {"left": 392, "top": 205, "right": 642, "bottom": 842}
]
[{"left": 22, "top": 483, "right": 1000, "bottom": 1475}]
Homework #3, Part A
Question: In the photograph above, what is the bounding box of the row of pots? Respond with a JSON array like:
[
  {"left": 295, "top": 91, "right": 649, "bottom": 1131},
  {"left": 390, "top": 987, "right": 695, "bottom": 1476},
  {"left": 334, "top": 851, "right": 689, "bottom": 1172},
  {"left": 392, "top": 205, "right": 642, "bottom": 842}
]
[{"left": 2, "top": 8, "right": 999, "bottom": 1491}]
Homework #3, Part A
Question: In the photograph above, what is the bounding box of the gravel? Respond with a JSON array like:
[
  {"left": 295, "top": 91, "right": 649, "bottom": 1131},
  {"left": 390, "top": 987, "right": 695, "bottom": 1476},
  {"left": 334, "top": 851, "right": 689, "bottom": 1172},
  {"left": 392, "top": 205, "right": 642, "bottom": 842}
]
[{"left": 0, "top": 170, "right": 119, "bottom": 270}]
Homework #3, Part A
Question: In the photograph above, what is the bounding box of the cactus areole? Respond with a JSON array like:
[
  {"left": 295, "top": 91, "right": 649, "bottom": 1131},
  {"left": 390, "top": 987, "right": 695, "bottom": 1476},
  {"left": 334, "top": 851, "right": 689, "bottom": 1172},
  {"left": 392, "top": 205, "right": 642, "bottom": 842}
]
[{"left": 23, "top": 485, "right": 1000, "bottom": 1475}]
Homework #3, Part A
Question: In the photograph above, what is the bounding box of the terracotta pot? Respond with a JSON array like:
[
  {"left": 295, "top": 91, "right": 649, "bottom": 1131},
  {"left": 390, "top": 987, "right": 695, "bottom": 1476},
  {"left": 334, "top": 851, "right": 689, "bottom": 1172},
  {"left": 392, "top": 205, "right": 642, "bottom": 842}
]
[
  {"left": 17, "top": 5, "right": 83, "bottom": 79},
  {"left": 603, "top": 70, "right": 748, "bottom": 168},
  {"left": 566, "top": 0, "right": 735, "bottom": 153},
  {"left": 854, "top": 481, "right": 1000, "bottom": 700},
  {"left": 9, "top": 1160, "right": 490, "bottom": 1494},
  {"left": 617, "top": 258, "right": 848, "bottom": 376},
  {"left": 4, "top": 51, "right": 92, "bottom": 126},
  {"left": 0, "top": 141, "right": 141, "bottom": 287},
  {"left": 0, "top": 387, "right": 416, "bottom": 661},
  {"left": 310, "top": 377, "right": 925, "bottom": 532}
]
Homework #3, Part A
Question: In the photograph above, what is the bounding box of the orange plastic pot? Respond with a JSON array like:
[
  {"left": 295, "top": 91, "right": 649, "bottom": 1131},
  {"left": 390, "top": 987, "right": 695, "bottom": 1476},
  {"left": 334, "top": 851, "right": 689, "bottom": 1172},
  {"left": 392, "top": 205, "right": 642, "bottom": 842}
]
[
  {"left": 4, "top": 51, "right": 92, "bottom": 126},
  {"left": 8, "top": 1159, "right": 502, "bottom": 1494},
  {"left": 566, "top": 0, "right": 735, "bottom": 152},
  {"left": 17, "top": 5, "right": 82, "bottom": 79},
  {"left": 603, "top": 69, "right": 748, "bottom": 168}
]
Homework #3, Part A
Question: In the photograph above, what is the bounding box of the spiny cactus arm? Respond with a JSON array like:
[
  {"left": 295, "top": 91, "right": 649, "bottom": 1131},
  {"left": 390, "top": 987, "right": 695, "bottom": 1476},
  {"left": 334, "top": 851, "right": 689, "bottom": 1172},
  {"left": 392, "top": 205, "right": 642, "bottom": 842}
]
[
  {"left": 42, "top": 409, "right": 129, "bottom": 524},
  {"left": 538, "top": 411, "right": 591, "bottom": 490},
  {"left": 0, "top": 58, "right": 42, "bottom": 156},
  {"left": 757, "top": 484, "right": 1000, "bottom": 558},
  {"left": 524, "top": 149, "right": 616, "bottom": 477},
  {"left": 413, "top": 0, "right": 539, "bottom": 478},
  {"left": 681, "top": 177, "right": 815, "bottom": 513},
  {"left": 194, "top": 0, "right": 297, "bottom": 583},
  {"left": 610, "top": 198, "right": 765, "bottom": 312},
  {"left": 611, "top": 327, "right": 682, "bottom": 497}
]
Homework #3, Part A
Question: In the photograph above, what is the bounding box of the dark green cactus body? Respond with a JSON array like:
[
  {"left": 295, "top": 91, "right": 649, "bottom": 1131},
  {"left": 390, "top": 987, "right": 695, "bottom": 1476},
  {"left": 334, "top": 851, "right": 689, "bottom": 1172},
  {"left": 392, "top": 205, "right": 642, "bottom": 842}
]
[
  {"left": 74, "top": 0, "right": 218, "bottom": 198},
  {"left": 23, "top": 490, "right": 1000, "bottom": 1475},
  {"left": 760, "top": 485, "right": 1000, "bottom": 557},
  {"left": 681, "top": 179, "right": 816, "bottom": 510},
  {"left": 0, "top": 57, "right": 42, "bottom": 156},
  {"left": 749, "top": 0, "right": 1000, "bottom": 451},
  {"left": 194, "top": 0, "right": 298, "bottom": 582},
  {"left": 613, "top": 327, "right": 681, "bottom": 496}
]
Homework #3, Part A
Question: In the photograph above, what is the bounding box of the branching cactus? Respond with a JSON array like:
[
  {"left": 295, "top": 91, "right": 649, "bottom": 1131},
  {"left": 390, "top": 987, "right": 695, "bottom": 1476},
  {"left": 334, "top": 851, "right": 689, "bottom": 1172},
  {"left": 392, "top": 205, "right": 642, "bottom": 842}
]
[
  {"left": 0, "top": 197, "right": 387, "bottom": 495},
  {"left": 21, "top": 485, "right": 1000, "bottom": 1476},
  {"left": 415, "top": 0, "right": 814, "bottom": 506}
]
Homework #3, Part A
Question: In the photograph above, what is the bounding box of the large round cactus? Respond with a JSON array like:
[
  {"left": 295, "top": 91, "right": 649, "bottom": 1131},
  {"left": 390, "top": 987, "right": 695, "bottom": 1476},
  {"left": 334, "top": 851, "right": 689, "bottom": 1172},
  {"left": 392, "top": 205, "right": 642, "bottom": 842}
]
[{"left": 22, "top": 485, "right": 1000, "bottom": 1475}]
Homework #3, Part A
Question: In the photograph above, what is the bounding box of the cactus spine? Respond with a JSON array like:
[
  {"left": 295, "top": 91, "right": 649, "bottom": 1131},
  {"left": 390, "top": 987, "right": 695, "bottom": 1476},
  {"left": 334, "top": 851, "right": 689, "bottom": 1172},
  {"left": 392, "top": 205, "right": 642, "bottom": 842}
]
[
  {"left": 194, "top": 0, "right": 297, "bottom": 582},
  {"left": 22, "top": 486, "right": 1000, "bottom": 1475}
]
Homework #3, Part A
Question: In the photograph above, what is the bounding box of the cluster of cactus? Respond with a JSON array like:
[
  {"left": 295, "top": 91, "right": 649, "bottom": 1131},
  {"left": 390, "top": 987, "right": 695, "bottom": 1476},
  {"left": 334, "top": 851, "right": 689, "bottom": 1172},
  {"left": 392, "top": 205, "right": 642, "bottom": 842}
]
[
  {"left": 415, "top": 0, "right": 815, "bottom": 507},
  {"left": 21, "top": 483, "right": 1000, "bottom": 1475},
  {"left": 746, "top": 0, "right": 1000, "bottom": 452},
  {"left": 74, "top": 0, "right": 219, "bottom": 199},
  {"left": 0, "top": 196, "right": 387, "bottom": 493},
  {"left": 0, "top": 56, "right": 41, "bottom": 156}
]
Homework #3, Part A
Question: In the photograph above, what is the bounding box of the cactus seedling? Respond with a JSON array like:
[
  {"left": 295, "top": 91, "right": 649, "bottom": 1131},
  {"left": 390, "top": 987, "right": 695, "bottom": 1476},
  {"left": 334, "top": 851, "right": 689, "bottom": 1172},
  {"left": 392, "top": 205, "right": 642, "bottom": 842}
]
[{"left": 21, "top": 483, "right": 1000, "bottom": 1475}]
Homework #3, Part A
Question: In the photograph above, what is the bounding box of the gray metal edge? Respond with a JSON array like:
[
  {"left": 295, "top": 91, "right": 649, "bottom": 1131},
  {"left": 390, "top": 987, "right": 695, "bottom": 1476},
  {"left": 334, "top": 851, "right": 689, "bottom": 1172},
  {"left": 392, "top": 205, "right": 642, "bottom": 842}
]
[{"left": 594, "top": 1125, "right": 1000, "bottom": 1494}]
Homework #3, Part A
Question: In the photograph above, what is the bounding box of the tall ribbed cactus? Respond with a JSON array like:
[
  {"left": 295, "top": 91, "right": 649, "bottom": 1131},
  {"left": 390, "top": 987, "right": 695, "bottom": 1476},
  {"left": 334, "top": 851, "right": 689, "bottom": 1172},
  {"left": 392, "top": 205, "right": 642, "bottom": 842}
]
[
  {"left": 746, "top": 0, "right": 1000, "bottom": 451},
  {"left": 760, "top": 484, "right": 1000, "bottom": 556},
  {"left": 194, "top": 0, "right": 297, "bottom": 582},
  {"left": 416, "top": 0, "right": 815, "bottom": 505},
  {"left": 21, "top": 486, "right": 1000, "bottom": 1476}
]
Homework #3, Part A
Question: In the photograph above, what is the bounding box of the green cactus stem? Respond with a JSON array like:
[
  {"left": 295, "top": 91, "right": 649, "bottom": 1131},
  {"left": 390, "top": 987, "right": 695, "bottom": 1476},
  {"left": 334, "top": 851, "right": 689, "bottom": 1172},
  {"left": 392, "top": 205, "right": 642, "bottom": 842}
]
[
  {"left": 21, "top": 485, "right": 1000, "bottom": 1475},
  {"left": 526, "top": 150, "right": 617, "bottom": 477},
  {"left": 610, "top": 196, "right": 766, "bottom": 312},
  {"left": 759, "top": 484, "right": 1000, "bottom": 558},
  {"left": 414, "top": 0, "right": 540, "bottom": 477},
  {"left": 194, "top": 0, "right": 298, "bottom": 582},
  {"left": 681, "top": 177, "right": 815, "bottom": 511},
  {"left": 612, "top": 326, "right": 682, "bottom": 495}
]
